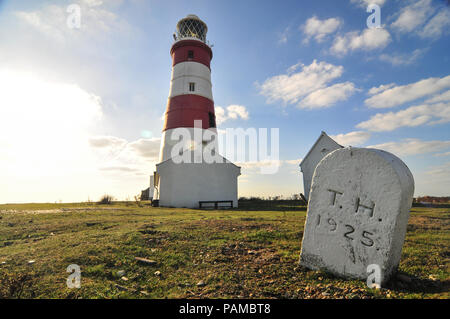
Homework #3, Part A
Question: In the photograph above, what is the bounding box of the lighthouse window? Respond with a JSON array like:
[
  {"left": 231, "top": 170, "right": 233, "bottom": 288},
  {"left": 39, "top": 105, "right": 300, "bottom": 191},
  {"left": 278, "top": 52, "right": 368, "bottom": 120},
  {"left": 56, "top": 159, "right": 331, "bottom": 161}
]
[
  {"left": 188, "top": 50, "right": 194, "bottom": 59},
  {"left": 189, "top": 82, "right": 195, "bottom": 92},
  {"left": 208, "top": 112, "right": 216, "bottom": 128}
]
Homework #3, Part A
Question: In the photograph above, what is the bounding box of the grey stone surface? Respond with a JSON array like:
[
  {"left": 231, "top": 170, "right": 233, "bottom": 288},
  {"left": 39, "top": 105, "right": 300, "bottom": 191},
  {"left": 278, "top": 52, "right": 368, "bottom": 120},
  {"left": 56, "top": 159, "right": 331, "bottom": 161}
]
[{"left": 299, "top": 147, "right": 414, "bottom": 284}]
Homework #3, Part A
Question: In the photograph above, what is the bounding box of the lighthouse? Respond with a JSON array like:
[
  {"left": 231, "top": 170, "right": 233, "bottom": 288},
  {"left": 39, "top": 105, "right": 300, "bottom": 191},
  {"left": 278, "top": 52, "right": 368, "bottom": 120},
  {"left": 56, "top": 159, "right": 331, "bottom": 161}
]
[{"left": 152, "top": 15, "right": 241, "bottom": 208}]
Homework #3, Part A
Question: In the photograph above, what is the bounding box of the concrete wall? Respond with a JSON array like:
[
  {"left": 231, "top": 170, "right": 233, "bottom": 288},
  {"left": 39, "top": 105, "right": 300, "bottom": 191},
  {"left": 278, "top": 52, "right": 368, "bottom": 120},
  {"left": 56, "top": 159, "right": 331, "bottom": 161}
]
[
  {"left": 159, "top": 127, "right": 219, "bottom": 162},
  {"left": 156, "top": 160, "right": 240, "bottom": 208},
  {"left": 149, "top": 176, "right": 154, "bottom": 199}
]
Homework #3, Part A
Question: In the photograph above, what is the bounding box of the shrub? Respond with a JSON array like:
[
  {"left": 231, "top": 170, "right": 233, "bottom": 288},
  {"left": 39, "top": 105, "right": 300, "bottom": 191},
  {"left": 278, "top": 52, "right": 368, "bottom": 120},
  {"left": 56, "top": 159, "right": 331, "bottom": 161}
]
[
  {"left": 98, "top": 194, "right": 114, "bottom": 205},
  {"left": 0, "top": 272, "right": 33, "bottom": 298}
]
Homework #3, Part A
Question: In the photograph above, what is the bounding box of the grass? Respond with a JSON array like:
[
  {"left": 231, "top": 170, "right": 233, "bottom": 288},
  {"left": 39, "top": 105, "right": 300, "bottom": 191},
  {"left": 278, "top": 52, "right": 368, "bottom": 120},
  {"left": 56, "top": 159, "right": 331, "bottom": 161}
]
[{"left": 0, "top": 201, "right": 448, "bottom": 299}]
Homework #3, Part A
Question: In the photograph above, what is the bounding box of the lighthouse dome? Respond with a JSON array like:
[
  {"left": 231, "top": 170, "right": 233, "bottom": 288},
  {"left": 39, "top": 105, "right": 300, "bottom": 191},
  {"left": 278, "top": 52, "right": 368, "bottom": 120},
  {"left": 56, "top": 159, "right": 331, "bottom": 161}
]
[{"left": 176, "top": 14, "right": 208, "bottom": 42}]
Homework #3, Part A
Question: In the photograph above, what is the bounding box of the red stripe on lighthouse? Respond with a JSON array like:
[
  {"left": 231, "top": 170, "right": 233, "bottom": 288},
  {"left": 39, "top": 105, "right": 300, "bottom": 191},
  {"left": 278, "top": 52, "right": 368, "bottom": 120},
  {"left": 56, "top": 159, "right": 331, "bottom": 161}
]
[
  {"left": 163, "top": 94, "right": 215, "bottom": 131},
  {"left": 171, "top": 40, "right": 213, "bottom": 69}
]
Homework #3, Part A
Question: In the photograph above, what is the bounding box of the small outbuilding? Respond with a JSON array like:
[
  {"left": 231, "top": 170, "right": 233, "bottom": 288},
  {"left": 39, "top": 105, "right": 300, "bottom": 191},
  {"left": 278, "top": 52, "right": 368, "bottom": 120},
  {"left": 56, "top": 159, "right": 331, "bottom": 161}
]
[{"left": 299, "top": 131, "right": 343, "bottom": 201}]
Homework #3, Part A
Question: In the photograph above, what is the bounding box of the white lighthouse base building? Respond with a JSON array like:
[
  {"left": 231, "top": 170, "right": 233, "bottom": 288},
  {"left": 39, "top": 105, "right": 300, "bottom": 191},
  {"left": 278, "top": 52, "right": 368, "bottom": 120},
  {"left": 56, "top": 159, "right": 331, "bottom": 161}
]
[{"left": 154, "top": 151, "right": 240, "bottom": 208}]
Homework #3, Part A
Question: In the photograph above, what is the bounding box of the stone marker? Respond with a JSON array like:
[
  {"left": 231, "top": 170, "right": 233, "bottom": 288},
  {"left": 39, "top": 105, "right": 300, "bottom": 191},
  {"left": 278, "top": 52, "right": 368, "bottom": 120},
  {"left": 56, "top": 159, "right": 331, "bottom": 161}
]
[{"left": 299, "top": 147, "right": 414, "bottom": 284}]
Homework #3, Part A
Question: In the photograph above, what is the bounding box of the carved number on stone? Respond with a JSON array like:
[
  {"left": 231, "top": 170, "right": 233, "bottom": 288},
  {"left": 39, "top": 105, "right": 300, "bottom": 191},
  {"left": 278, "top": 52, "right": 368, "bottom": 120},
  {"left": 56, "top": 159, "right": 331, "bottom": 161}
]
[
  {"left": 361, "top": 231, "right": 374, "bottom": 247},
  {"left": 344, "top": 224, "right": 355, "bottom": 240},
  {"left": 328, "top": 218, "right": 337, "bottom": 231}
]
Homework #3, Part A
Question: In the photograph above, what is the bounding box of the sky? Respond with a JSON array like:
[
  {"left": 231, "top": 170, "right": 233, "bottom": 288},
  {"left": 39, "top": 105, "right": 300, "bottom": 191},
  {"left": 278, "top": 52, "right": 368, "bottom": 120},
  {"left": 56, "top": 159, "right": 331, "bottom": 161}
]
[{"left": 0, "top": 0, "right": 449, "bottom": 203}]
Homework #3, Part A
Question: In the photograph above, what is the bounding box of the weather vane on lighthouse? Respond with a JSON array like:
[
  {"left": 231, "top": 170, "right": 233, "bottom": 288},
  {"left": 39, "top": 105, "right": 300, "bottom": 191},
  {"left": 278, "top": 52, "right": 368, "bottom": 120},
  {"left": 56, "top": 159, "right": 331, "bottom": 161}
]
[{"left": 151, "top": 14, "right": 241, "bottom": 209}]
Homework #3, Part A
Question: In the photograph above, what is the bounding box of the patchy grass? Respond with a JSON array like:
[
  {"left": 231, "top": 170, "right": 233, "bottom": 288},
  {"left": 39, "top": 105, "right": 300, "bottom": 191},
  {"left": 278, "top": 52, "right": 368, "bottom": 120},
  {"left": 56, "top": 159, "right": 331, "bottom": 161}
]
[{"left": 0, "top": 202, "right": 448, "bottom": 299}]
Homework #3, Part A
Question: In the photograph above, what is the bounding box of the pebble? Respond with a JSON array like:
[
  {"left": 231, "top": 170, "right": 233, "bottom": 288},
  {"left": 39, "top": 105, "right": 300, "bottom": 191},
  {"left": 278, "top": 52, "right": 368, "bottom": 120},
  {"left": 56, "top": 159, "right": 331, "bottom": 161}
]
[
  {"left": 135, "top": 257, "right": 157, "bottom": 266},
  {"left": 28, "top": 260, "right": 35, "bottom": 264}
]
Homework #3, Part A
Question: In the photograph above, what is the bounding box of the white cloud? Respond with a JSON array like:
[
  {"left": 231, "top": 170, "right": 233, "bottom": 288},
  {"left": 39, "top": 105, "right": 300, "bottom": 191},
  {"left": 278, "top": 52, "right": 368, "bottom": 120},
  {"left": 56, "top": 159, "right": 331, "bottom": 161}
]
[
  {"left": 417, "top": 161, "right": 450, "bottom": 196},
  {"left": 89, "top": 135, "right": 127, "bottom": 149},
  {"left": 302, "top": 16, "right": 342, "bottom": 43},
  {"left": 330, "top": 131, "right": 371, "bottom": 146},
  {"left": 350, "top": 0, "right": 387, "bottom": 7},
  {"left": 215, "top": 105, "right": 249, "bottom": 125},
  {"left": 391, "top": 0, "right": 435, "bottom": 33},
  {"left": 88, "top": 135, "right": 128, "bottom": 162},
  {"left": 390, "top": 0, "right": 450, "bottom": 39},
  {"left": 287, "top": 62, "right": 303, "bottom": 74},
  {"left": 0, "top": 69, "right": 102, "bottom": 164},
  {"left": 278, "top": 27, "right": 290, "bottom": 44},
  {"left": 425, "top": 161, "right": 450, "bottom": 177},
  {"left": 15, "top": 1, "right": 131, "bottom": 43},
  {"left": 368, "top": 83, "right": 396, "bottom": 95},
  {"left": 82, "top": 0, "right": 108, "bottom": 6},
  {"left": 368, "top": 139, "right": 450, "bottom": 156},
  {"left": 236, "top": 160, "right": 283, "bottom": 170},
  {"left": 258, "top": 60, "right": 356, "bottom": 109},
  {"left": 0, "top": 69, "right": 102, "bottom": 194},
  {"left": 128, "top": 138, "right": 161, "bottom": 160},
  {"left": 331, "top": 28, "right": 391, "bottom": 56},
  {"left": 419, "top": 9, "right": 450, "bottom": 39},
  {"left": 89, "top": 136, "right": 161, "bottom": 175},
  {"left": 284, "top": 158, "right": 303, "bottom": 165},
  {"left": 357, "top": 102, "right": 450, "bottom": 131},
  {"left": 236, "top": 158, "right": 303, "bottom": 170},
  {"left": 0, "top": 68, "right": 162, "bottom": 203},
  {"left": 379, "top": 48, "right": 427, "bottom": 66},
  {"left": 425, "top": 90, "right": 450, "bottom": 103},
  {"left": 300, "top": 82, "right": 358, "bottom": 108},
  {"left": 365, "top": 75, "right": 450, "bottom": 108},
  {"left": 434, "top": 151, "right": 450, "bottom": 157}
]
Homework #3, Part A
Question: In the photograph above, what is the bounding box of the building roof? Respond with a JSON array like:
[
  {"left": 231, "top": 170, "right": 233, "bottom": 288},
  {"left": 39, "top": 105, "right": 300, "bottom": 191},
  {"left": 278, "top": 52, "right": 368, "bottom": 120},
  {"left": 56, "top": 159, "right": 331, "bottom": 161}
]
[{"left": 299, "top": 131, "right": 343, "bottom": 168}]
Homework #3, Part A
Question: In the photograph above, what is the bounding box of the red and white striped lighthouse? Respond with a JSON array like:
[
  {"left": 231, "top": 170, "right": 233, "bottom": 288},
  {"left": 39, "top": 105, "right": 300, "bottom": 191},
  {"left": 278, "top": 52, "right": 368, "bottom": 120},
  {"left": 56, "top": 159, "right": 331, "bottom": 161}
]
[
  {"left": 159, "top": 14, "right": 218, "bottom": 162},
  {"left": 153, "top": 15, "right": 240, "bottom": 208}
]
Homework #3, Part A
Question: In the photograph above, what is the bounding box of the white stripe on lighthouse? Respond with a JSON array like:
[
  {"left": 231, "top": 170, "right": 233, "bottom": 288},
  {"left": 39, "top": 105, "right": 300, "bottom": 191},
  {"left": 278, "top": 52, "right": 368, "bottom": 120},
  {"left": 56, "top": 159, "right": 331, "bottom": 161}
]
[
  {"left": 159, "top": 127, "right": 219, "bottom": 162},
  {"left": 168, "top": 61, "right": 213, "bottom": 101}
]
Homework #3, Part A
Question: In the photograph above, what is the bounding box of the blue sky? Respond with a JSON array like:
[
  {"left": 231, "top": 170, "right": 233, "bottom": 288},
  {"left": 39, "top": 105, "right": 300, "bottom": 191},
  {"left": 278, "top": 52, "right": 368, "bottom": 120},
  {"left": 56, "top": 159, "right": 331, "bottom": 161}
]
[{"left": 0, "top": 0, "right": 449, "bottom": 203}]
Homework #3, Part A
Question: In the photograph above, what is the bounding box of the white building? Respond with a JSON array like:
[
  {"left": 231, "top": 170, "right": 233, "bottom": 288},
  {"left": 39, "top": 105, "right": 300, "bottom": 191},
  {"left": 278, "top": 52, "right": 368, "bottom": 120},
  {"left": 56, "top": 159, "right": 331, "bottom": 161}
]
[
  {"left": 299, "top": 131, "right": 343, "bottom": 201},
  {"left": 155, "top": 151, "right": 240, "bottom": 208}
]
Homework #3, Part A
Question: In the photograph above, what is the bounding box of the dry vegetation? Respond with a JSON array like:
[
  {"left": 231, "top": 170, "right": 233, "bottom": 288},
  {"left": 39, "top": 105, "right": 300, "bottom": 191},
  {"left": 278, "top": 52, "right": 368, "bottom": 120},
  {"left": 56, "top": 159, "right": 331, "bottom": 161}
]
[{"left": 0, "top": 200, "right": 448, "bottom": 299}]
